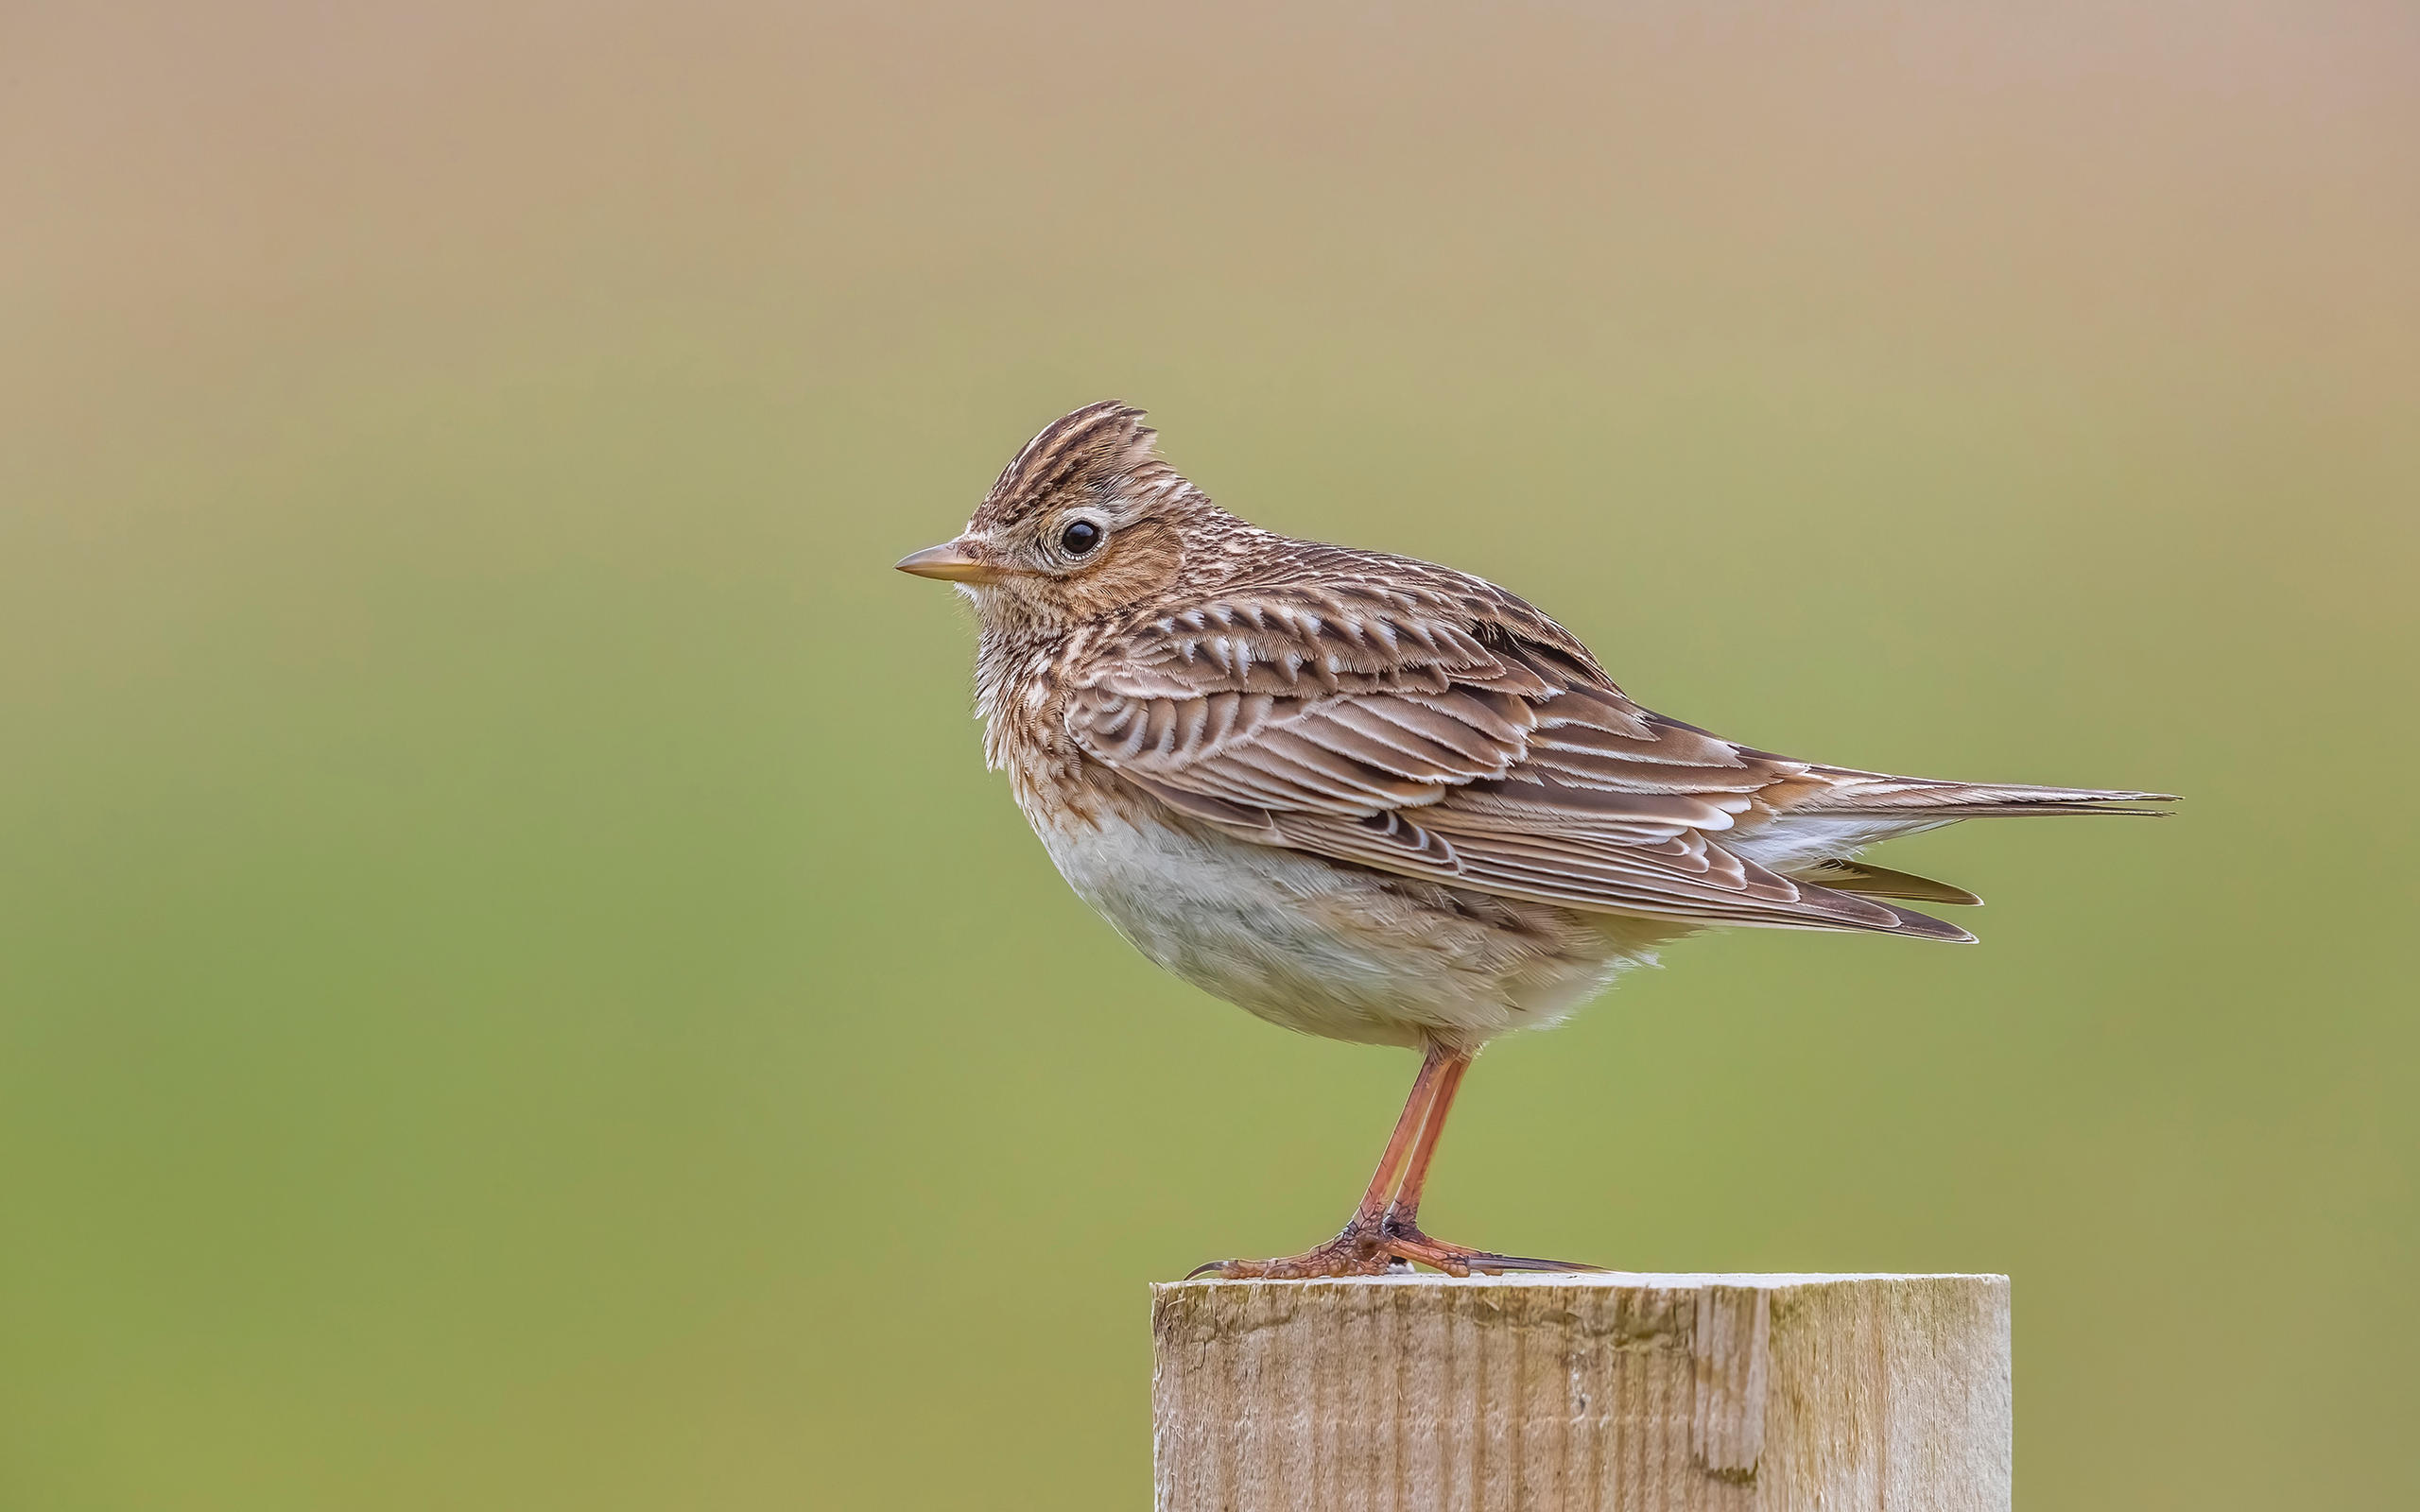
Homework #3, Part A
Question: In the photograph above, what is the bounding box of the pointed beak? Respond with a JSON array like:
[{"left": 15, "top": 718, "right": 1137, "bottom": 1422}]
[{"left": 894, "top": 540, "right": 1000, "bottom": 584}]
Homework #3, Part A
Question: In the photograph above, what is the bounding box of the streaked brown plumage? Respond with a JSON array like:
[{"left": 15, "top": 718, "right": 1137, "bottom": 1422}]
[{"left": 899, "top": 401, "right": 2173, "bottom": 1279}]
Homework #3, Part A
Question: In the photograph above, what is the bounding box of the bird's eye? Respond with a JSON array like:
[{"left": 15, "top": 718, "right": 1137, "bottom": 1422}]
[{"left": 1060, "top": 520, "right": 1103, "bottom": 557}]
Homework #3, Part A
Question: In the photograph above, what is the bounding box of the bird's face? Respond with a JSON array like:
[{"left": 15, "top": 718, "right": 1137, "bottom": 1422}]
[
  {"left": 895, "top": 487, "right": 1188, "bottom": 629},
  {"left": 895, "top": 401, "right": 1193, "bottom": 630}
]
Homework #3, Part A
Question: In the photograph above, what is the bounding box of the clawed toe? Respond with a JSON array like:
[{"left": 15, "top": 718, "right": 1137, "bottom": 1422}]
[{"left": 1381, "top": 1218, "right": 1604, "bottom": 1278}]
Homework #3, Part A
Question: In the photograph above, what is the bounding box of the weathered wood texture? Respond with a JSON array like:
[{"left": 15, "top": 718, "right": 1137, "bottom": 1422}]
[{"left": 1152, "top": 1273, "right": 2009, "bottom": 1512}]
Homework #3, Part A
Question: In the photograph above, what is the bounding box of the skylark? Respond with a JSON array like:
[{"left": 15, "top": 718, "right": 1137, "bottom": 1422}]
[{"left": 898, "top": 402, "right": 2172, "bottom": 1279}]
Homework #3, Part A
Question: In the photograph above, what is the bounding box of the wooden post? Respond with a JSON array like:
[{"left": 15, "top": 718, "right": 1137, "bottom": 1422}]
[{"left": 1152, "top": 1273, "right": 2009, "bottom": 1512}]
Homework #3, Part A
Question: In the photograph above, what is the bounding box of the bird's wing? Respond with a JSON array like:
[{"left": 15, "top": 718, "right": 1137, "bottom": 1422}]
[{"left": 1064, "top": 575, "right": 1970, "bottom": 939}]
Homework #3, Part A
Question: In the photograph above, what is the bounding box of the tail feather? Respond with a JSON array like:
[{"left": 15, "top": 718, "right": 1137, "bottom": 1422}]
[
  {"left": 1865, "top": 900, "right": 1977, "bottom": 944},
  {"left": 1796, "top": 771, "right": 2178, "bottom": 818},
  {"left": 1790, "top": 858, "right": 1985, "bottom": 907}
]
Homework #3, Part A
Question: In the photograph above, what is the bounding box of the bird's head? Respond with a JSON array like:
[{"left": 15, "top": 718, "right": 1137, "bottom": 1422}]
[{"left": 895, "top": 401, "right": 1211, "bottom": 628}]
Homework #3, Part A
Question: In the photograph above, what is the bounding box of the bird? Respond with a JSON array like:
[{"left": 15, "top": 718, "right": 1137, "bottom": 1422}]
[{"left": 896, "top": 400, "right": 2173, "bottom": 1280}]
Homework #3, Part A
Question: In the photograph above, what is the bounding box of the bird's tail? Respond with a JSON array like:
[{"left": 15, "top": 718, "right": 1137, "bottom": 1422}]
[{"left": 1751, "top": 769, "right": 2174, "bottom": 926}]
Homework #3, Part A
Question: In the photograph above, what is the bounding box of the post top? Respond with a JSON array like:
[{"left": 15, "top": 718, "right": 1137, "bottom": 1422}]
[
  {"left": 1152, "top": 1267, "right": 2012, "bottom": 1508},
  {"left": 1154, "top": 1270, "right": 2006, "bottom": 1292}
]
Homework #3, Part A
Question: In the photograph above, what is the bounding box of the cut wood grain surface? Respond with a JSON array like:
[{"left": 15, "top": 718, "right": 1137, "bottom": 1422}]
[{"left": 1151, "top": 1273, "right": 2009, "bottom": 1512}]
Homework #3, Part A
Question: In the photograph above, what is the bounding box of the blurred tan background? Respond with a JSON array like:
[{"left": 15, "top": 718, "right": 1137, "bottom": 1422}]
[{"left": 3, "top": 2, "right": 2414, "bottom": 1507}]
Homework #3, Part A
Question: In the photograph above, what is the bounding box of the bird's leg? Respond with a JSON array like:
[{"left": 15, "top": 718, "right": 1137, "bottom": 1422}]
[
  {"left": 1186, "top": 1043, "right": 1454, "bottom": 1280},
  {"left": 1376, "top": 1050, "right": 1468, "bottom": 1246},
  {"left": 1377, "top": 1049, "right": 1607, "bottom": 1278}
]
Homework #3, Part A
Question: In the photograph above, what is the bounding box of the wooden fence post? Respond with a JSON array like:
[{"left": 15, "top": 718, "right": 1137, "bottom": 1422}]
[{"left": 1152, "top": 1272, "right": 2010, "bottom": 1511}]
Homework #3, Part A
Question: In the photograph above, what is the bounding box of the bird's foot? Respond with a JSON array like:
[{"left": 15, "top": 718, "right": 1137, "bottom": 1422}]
[{"left": 1186, "top": 1217, "right": 1605, "bottom": 1280}]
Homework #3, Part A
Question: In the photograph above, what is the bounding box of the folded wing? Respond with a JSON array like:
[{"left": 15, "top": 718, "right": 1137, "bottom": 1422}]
[{"left": 1065, "top": 571, "right": 1979, "bottom": 940}]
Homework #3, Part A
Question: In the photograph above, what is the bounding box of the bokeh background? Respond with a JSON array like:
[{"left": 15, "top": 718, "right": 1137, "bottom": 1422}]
[{"left": 4, "top": 2, "right": 2414, "bottom": 1507}]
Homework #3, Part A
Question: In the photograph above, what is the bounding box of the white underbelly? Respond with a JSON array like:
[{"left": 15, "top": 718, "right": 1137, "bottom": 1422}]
[{"left": 1031, "top": 811, "right": 1669, "bottom": 1048}]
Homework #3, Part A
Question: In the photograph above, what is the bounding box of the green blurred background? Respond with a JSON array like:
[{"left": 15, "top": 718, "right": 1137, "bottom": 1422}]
[{"left": 3, "top": 2, "right": 2413, "bottom": 1507}]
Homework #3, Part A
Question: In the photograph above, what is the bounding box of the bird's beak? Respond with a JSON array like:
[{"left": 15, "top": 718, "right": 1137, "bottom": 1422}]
[{"left": 894, "top": 539, "right": 1000, "bottom": 584}]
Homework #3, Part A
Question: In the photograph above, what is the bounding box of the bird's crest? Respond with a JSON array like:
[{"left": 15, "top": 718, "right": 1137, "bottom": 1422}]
[{"left": 978, "top": 401, "right": 1161, "bottom": 524}]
